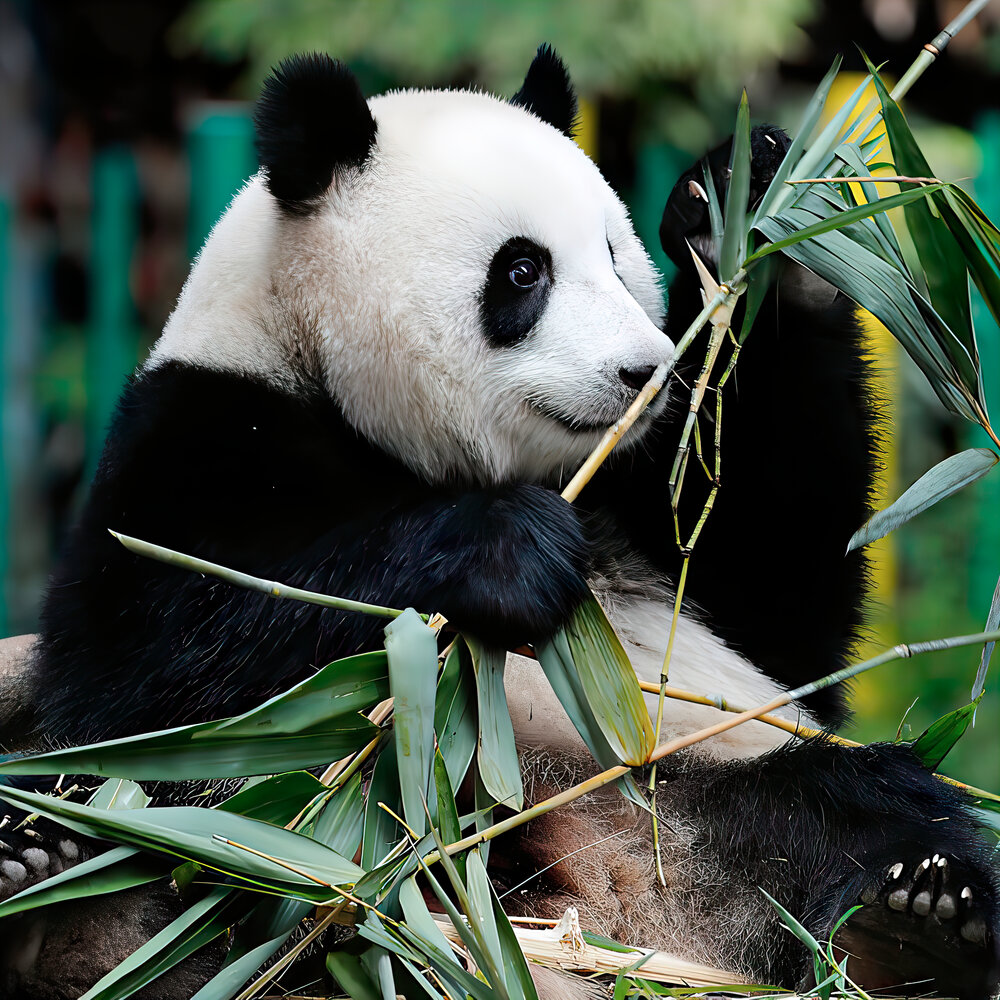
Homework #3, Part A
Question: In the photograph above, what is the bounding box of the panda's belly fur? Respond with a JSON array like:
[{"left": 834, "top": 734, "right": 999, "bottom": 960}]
[{"left": 505, "top": 575, "right": 817, "bottom": 761}]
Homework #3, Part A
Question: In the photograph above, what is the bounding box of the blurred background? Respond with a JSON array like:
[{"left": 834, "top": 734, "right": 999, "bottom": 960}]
[{"left": 0, "top": 0, "right": 998, "bottom": 784}]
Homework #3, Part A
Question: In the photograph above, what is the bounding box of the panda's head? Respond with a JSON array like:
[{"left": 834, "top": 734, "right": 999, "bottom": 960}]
[{"left": 154, "top": 47, "right": 673, "bottom": 486}]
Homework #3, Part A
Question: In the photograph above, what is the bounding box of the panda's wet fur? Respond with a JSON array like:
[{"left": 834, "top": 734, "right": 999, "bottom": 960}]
[{"left": 1, "top": 46, "right": 998, "bottom": 999}]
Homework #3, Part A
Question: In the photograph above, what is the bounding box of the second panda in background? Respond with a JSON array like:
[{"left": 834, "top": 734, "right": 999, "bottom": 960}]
[{"left": 0, "top": 45, "right": 998, "bottom": 1000}]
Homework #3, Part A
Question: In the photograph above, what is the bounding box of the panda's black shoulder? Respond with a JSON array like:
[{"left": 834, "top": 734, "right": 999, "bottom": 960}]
[{"left": 80, "top": 359, "right": 423, "bottom": 563}]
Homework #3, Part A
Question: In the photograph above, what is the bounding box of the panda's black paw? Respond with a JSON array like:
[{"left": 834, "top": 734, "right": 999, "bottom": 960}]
[
  {"left": 0, "top": 819, "right": 92, "bottom": 903},
  {"left": 833, "top": 854, "right": 1000, "bottom": 999},
  {"left": 659, "top": 125, "right": 790, "bottom": 271},
  {"left": 413, "top": 483, "right": 591, "bottom": 647}
]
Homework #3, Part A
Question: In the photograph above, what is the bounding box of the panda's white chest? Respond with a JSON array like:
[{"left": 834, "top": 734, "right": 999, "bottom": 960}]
[{"left": 505, "top": 584, "right": 818, "bottom": 762}]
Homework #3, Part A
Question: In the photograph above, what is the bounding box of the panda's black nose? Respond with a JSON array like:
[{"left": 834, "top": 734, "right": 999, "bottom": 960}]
[{"left": 619, "top": 365, "right": 657, "bottom": 392}]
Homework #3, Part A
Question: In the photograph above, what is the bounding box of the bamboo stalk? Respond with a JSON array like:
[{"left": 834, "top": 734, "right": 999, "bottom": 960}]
[
  {"left": 424, "top": 627, "right": 1000, "bottom": 865},
  {"left": 560, "top": 269, "right": 746, "bottom": 503},
  {"left": 432, "top": 914, "right": 740, "bottom": 987},
  {"left": 110, "top": 530, "right": 421, "bottom": 621},
  {"left": 891, "top": 0, "right": 990, "bottom": 101}
]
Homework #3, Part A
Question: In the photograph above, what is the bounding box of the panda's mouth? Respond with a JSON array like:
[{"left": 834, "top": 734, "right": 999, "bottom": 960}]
[{"left": 527, "top": 399, "right": 634, "bottom": 434}]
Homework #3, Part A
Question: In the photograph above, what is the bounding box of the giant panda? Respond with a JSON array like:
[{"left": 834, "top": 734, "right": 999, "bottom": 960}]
[{"left": 0, "top": 45, "right": 998, "bottom": 1000}]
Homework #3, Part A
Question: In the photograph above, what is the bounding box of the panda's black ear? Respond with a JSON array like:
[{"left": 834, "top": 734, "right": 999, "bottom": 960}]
[
  {"left": 254, "top": 53, "right": 377, "bottom": 212},
  {"left": 510, "top": 44, "right": 578, "bottom": 139}
]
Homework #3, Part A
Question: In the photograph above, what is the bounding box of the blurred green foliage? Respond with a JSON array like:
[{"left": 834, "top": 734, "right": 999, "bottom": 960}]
[{"left": 175, "top": 0, "right": 814, "bottom": 145}]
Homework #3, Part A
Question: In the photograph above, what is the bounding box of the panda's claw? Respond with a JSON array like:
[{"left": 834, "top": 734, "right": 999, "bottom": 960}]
[
  {"left": 833, "top": 851, "right": 1000, "bottom": 998},
  {"left": 0, "top": 820, "right": 92, "bottom": 903}
]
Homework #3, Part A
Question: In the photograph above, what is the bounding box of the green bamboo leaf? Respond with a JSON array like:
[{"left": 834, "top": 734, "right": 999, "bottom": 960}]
[
  {"left": 80, "top": 885, "right": 244, "bottom": 1000},
  {"left": 865, "top": 56, "right": 977, "bottom": 369},
  {"left": 216, "top": 770, "right": 326, "bottom": 823},
  {"left": 757, "top": 215, "right": 981, "bottom": 420},
  {"left": 720, "top": 90, "right": 751, "bottom": 280},
  {"left": 399, "top": 876, "right": 461, "bottom": 968},
  {"left": 702, "top": 161, "right": 724, "bottom": 260},
  {"left": 911, "top": 702, "right": 980, "bottom": 770},
  {"left": 192, "top": 934, "right": 294, "bottom": 1000},
  {"left": 385, "top": 608, "right": 438, "bottom": 838},
  {"left": 433, "top": 748, "right": 464, "bottom": 880},
  {"left": 760, "top": 889, "right": 821, "bottom": 955},
  {"left": 362, "top": 732, "right": 403, "bottom": 871},
  {"left": 0, "top": 786, "right": 363, "bottom": 900},
  {"left": 489, "top": 872, "right": 540, "bottom": 1000},
  {"left": 848, "top": 448, "right": 998, "bottom": 551},
  {"left": 974, "top": 572, "right": 1000, "bottom": 700},
  {"left": 0, "top": 846, "right": 165, "bottom": 920},
  {"left": 738, "top": 256, "right": 775, "bottom": 344},
  {"left": 753, "top": 55, "right": 843, "bottom": 225},
  {"left": 326, "top": 951, "right": 383, "bottom": 1000},
  {"left": 747, "top": 184, "right": 947, "bottom": 263},
  {"left": 361, "top": 947, "right": 397, "bottom": 1000},
  {"left": 417, "top": 830, "right": 507, "bottom": 999},
  {"left": 565, "top": 598, "right": 654, "bottom": 765},
  {"left": 467, "top": 849, "right": 505, "bottom": 991},
  {"left": 433, "top": 641, "right": 478, "bottom": 792},
  {"left": 466, "top": 637, "right": 523, "bottom": 811},
  {"left": 89, "top": 778, "right": 150, "bottom": 811},
  {"left": 0, "top": 653, "right": 385, "bottom": 780}
]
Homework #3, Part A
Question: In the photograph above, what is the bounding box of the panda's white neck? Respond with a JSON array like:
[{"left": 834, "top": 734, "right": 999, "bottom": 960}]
[{"left": 147, "top": 178, "right": 291, "bottom": 383}]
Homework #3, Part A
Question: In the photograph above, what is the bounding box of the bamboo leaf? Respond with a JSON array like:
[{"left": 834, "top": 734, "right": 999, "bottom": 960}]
[
  {"left": 216, "top": 771, "right": 327, "bottom": 823},
  {"left": 911, "top": 702, "right": 980, "bottom": 770},
  {"left": 0, "top": 786, "right": 363, "bottom": 899},
  {"left": 466, "top": 638, "right": 523, "bottom": 811},
  {"left": 385, "top": 608, "right": 438, "bottom": 838},
  {"left": 466, "top": 849, "right": 505, "bottom": 992},
  {"left": 361, "top": 947, "right": 397, "bottom": 1000},
  {"left": 974, "top": 572, "right": 1000, "bottom": 700},
  {"left": 720, "top": 90, "right": 751, "bottom": 280},
  {"left": 433, "top": 748, "right": 464, "bottom": 880},
  {"left": 753, "top": 55, "right": 843, "bottom": 224},
  {"left": 80, "top": 885, "right": 244, "bottom": 1000},
  {"left": 326, "top": 951, "right": 383, "bottom": 1000},
  {"left": 848, "top": 448, "right": 998, "bottom": 551},
  {"left": 0, "top": 653, "right": 385, "bottom": 780},
  {"left": 362, "top": 733, "right": 403, "bottom": 871},
  {"left": 565, "top": 598, "right": 654, "bottom": 765},
  {"left": 89, "top": 778, "right": 150, "bottom": 811},
  {"left": 433, "top": 641, "right": 478, "bottom": 792},
  {"left": 865, "top": 56, "right": 978, "bottom": 369},
  {"left": 0, "top": 846, "right": 166, "bottom": 920},
  {"left": 747, "top": 184, "right": 947, "bottom": 263},
  {"left": 399, "top": 876, "right": 461, "bottom": 968}
]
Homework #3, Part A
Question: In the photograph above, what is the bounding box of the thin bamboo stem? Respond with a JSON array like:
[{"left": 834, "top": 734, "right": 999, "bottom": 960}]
[
  {"left": 110, "top": 531, "right": 422, "bottom": 621},
  {"left": 426, "top": 627, "right": 1000, "bottom": 864},
  {"left": 892, "top": 0, "right": 990, "bottom": 101},
  {"left": 560, "top": 270, "right": 746, "bottom": 503}
]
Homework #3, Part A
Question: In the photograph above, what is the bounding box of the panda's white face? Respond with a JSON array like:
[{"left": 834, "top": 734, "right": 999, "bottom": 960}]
[{"left": 153, "top": 86, "right": 673, "bottom": 487}]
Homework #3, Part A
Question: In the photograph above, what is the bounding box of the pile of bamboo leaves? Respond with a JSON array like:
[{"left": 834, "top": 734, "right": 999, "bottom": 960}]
[{"left": 4, "top": 6, "right": 1000, "bottom": 997}]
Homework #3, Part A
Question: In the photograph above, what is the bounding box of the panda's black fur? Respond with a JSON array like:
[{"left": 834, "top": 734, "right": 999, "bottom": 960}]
[{"left": 1, "top": 46, "right": 999, "bottom": 1000}]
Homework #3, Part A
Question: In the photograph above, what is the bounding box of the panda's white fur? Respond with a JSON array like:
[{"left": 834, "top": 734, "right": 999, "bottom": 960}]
[{"left": 151, "top": 89, "right": 670, "bottom": 487}]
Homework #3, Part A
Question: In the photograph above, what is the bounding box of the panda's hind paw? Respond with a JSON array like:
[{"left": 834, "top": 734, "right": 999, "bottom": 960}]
[
  {"left": 0, "top": 821, "right": 90, "bottom": 903},
  {"left": 833, "top": 853, "right": 1000, "bottom": 999}
]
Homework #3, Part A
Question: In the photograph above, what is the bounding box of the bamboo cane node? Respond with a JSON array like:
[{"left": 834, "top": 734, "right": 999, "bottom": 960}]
[{"left": 923, "top": 42, "right": 941, "bottom": 55}]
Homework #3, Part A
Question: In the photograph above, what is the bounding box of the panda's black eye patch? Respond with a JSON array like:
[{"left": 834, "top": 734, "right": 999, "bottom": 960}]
[{"left": 481, "top": 237, "right": 553, "bottom": 347}]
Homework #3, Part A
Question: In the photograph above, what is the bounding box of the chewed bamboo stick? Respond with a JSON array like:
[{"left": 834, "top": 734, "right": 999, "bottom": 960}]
[{"left": 432, "top": 913, "right": 740, "bottom": 987}]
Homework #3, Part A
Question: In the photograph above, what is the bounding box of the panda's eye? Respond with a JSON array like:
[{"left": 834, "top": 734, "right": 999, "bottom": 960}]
[{"left": 508, "top": 258, "right": 540, "bottom": 288}]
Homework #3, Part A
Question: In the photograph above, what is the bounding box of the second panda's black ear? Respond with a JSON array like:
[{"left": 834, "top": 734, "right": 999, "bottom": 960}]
[
  {"left": 510, "top": 44, "right": 578, "bottom": 139},
  {"left": 254, "top": 53, "right": 377, "bottom": 212}
]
